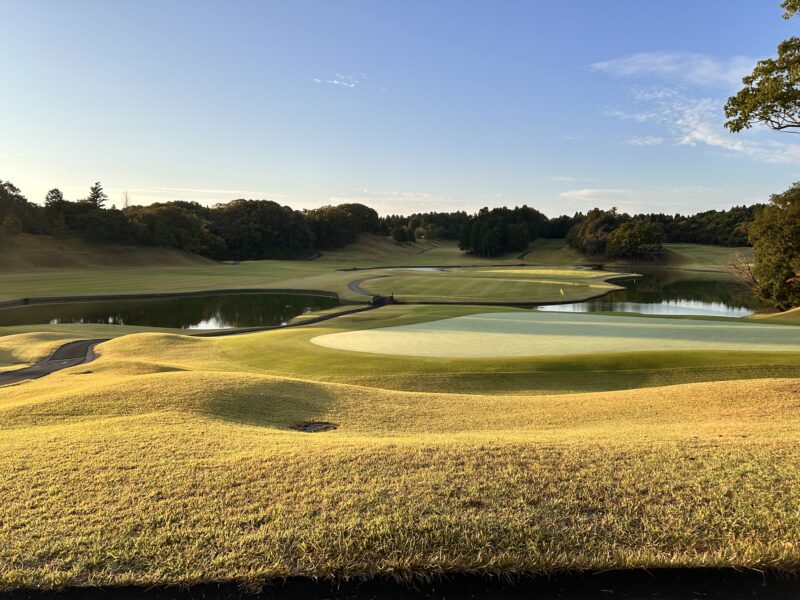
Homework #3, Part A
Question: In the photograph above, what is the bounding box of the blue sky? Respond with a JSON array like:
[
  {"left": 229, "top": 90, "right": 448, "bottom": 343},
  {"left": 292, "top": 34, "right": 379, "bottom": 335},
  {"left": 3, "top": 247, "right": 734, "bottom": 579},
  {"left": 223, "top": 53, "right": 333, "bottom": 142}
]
[{"left": 2, "top": 0, "right": 799, "bottom": 216}]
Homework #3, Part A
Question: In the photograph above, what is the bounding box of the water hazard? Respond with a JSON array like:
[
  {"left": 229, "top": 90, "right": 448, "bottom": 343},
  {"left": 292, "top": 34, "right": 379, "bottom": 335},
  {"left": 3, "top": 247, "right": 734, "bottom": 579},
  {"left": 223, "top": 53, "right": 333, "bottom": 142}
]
[
  {"left": 0, "top": 293, "right": 339, "bottom": 329},
  {"left": 539, "top": 269, "right": 767, "bottom": 317}
]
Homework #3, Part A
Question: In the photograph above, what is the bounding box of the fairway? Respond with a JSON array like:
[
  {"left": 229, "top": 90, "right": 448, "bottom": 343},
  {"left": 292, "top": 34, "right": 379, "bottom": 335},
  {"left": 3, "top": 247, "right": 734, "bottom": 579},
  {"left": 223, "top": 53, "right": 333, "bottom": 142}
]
[
  {"left": 312, "top": 310, "right": 800, "bottom": 357},
  {"left": 357, "top": 267, "right": 623, "bottom": 303},
  {"left": 0, "top": 236, "right": 628, "bottom": 306}
]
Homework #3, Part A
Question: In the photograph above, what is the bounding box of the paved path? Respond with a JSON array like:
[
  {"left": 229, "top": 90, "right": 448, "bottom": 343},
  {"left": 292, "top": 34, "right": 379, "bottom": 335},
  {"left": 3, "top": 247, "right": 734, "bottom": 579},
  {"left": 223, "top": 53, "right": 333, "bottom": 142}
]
[
  {"left": 346, "top": 275, "right": 389, "bottom": 297},
  {"left": 0, "top": 339, "right": 107, "bottom": 386}
]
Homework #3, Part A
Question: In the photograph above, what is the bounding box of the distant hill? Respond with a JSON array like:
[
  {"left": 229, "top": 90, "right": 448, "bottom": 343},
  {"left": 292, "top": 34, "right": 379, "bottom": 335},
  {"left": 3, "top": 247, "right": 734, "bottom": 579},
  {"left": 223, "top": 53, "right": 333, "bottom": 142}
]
[
  {"left": 0, "top": 234, "right": 215, "bottom": 272},
  {"left": 609, "top": 243, "right": 753, "bottom": 273}
]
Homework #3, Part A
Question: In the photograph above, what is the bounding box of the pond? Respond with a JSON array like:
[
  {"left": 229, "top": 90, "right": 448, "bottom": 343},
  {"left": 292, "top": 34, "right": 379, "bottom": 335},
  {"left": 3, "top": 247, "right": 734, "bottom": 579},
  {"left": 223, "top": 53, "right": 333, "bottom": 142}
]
[
  {"left": 0, "top": 292, "right": 339, "bottom": 330},
  {"left": 538, "top": 269, "right": 767, "bottom": 317}
]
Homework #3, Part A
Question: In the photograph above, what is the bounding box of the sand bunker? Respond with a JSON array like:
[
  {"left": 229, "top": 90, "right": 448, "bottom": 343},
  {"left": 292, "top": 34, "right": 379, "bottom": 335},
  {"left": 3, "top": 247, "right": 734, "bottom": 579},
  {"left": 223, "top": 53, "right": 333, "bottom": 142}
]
[{"left": 311, "top": 312, "right": 800, "bottom": 358}]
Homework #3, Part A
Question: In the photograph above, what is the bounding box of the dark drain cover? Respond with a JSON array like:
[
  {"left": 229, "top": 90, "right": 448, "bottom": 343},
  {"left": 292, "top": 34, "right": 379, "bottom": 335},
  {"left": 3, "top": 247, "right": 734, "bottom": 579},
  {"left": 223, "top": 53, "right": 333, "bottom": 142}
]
[{"left": 297, "top": 422, "right": 337, "bottom": 433}]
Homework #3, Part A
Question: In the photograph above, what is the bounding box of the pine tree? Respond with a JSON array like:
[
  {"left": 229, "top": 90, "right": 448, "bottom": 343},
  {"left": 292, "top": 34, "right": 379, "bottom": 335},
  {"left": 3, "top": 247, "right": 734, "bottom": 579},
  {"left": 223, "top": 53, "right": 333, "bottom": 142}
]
[{"left": 83, "top": 182, "right": 108, "bottom": 209}]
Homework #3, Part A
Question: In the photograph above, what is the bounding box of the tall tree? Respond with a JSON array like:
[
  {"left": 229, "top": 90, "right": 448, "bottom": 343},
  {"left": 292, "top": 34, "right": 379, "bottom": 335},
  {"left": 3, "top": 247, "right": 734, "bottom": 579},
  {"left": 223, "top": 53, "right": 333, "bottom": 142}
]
[
  {"left": 82, "top": 182, "right": 108, "bottom": 209},
  {"left": 0, "top": 180, "right": 28, "bottom": 224},
  {"left": 44, "top": 188, "right": 65, "bottom": 208},
  {"left": 748, "top": 182, "right": 800, "bottom": 309},
  {"left": 43, "top": 188, "right": 69, "bottom": 237}
]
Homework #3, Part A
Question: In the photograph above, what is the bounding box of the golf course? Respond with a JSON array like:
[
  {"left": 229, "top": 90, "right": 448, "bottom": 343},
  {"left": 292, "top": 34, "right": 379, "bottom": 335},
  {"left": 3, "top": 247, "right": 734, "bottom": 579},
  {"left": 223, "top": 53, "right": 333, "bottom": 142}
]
[{"left": 1, "top": 232, "right": 800, "bottom": 592}]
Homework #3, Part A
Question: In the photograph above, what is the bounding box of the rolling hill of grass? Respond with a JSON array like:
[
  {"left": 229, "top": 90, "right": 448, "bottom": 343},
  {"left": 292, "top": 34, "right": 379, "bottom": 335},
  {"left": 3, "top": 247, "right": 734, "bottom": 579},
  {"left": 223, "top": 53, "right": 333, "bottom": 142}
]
[
  {"left": 609, "top": 243, "right": 752, "bottom": 274},
  {"left": 2, "top": 234, "right": 796, "bottom": 591},
  {"left": 751, "top": 306, "right": 800, "bottom": 324},
  {"left": 4, "top": 304, "right": 798, "bottom": 394},
  {"left": 0, "top": 233, "right": 214, "bottom": 272},
  {"left": 521, "top": 238, "right": 585, "bottom": 264},
  {"left": 2, "top": 313, "right": 800, "bottom": 588}
]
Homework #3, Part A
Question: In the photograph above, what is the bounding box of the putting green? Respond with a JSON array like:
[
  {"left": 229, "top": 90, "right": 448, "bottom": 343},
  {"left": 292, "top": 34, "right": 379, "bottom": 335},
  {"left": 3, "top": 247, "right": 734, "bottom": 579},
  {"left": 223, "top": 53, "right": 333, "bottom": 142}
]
[{"left": 311, "top": 311, "right": 800, "bottom": 358}]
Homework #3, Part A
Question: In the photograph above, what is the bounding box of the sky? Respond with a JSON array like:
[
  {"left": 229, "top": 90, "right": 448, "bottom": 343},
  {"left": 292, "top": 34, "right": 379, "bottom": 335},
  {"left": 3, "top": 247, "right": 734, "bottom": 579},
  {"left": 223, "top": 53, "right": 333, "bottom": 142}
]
[{"left": 2, "top": 0, "right": 799, "bottom": 217}]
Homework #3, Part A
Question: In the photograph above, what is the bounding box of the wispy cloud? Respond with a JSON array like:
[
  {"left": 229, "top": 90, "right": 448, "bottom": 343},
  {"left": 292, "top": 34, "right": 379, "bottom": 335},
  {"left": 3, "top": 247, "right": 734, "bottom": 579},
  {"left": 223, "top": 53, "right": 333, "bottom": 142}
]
[
  {"left": 547, "top": 175, "right": 597, "bottom": 183},
  {"left": 560, "top": 188, "right": 636, "bottom": 205},
  {"left": 560, "top": 185, "right": 761, "bottom": 213},
  {"left": 611, "top": 88, "right": 800, "bottom": 164},
  {"left": 313, "top": 72, "right": 367, "bottom": 88},
  {"left": 625, "top": 135, "right": 664, "bottom": 146},
  {"left": 593, "top": 49, "right": 800, "bottom": 165},
  {"left": 324, "top": 189, "right": 463, "bottom": 213},
  {"left": 592, "top": 52, "right": 754, "bottom": 87}
]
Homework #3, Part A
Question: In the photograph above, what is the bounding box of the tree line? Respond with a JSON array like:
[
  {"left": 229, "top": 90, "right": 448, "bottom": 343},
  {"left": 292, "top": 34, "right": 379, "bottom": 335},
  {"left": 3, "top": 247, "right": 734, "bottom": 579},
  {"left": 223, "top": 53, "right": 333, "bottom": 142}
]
[
  {"left": 0, "top": 178, "right": 763, "bottom": 262},
  {"left": 3, "top": 176, "right": 796, "bottom": 309},
  {"left": 0, "top": 180, "right": 382, "bottom": 260},
  {"left": 563, "top": 206, "right": 761, "bottom": 260},
  {"left": 382, "top": 204, "right": 760, "bottom": 259}
]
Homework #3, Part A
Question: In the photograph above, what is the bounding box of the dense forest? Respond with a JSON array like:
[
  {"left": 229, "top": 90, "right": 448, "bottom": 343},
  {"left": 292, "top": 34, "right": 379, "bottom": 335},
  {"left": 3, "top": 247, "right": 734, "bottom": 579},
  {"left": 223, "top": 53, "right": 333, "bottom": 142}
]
[
  {"left": 563, "top": 206, "right": 760, "bottom": 259},
  {"left": 0, "top": 180, "right": 383, "bottom": 260},
  {"left": 0, "top": 178, "right": 763, "bottom": 260}
]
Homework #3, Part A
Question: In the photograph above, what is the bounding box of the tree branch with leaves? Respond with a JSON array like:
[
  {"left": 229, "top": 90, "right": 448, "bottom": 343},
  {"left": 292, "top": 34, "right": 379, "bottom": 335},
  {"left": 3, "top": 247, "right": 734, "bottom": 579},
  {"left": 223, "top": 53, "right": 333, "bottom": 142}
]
[{"left": 725, "top": 37, "right": 800, "bottom": 133}]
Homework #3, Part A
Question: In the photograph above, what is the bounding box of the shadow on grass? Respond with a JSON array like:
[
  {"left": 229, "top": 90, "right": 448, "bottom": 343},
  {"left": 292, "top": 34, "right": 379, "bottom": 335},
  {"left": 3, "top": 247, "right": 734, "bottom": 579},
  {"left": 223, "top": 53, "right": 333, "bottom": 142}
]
[{"left": 3, "top": 570, "right": 800, "bottom": 599}]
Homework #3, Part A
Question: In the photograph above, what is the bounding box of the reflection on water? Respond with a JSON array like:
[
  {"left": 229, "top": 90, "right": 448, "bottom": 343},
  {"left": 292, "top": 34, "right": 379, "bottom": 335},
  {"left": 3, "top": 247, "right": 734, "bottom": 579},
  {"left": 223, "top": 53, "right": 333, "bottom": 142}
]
[
  {"left": 0, "top": 293, "right": 339, "bottom": 329},
  {"left": 538, "top": 270, "right": 767, "bottom": 317}
]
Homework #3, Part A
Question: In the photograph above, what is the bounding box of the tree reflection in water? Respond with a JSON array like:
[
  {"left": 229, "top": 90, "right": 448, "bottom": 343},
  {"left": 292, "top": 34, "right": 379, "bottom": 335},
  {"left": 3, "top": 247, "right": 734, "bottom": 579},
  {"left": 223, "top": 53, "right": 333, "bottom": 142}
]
[
  {"left": 539, "top": 269, "right": 767, "bottom": 317},
  {"left": 0, "top": 293, "right": 339, "bottom": 329}
]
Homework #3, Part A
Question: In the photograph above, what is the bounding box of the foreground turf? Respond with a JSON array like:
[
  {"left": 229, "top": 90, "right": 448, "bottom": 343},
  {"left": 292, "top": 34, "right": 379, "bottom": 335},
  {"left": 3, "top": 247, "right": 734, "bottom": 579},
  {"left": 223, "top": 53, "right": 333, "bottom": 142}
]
[
  {"left": 1, "top": 238, "right": 795, "bottom": 589},
  {"left": 2, "top": 355, "right": 800, "bottom": 588}
]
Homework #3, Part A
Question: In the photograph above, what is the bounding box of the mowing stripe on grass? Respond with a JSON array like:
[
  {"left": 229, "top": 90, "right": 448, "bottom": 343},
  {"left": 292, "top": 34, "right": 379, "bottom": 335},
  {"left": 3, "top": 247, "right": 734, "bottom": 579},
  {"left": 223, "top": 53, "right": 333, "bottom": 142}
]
[{"left": 311, "top": 311, "right": 800, "bottom": 358}]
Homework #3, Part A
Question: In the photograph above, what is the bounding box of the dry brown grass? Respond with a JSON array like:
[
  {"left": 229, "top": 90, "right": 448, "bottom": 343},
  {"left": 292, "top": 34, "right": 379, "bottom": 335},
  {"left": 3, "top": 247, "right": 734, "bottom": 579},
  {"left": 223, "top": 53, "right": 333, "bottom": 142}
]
[{"left": 1, "top": 322, "right": 800, "bottom": 588}]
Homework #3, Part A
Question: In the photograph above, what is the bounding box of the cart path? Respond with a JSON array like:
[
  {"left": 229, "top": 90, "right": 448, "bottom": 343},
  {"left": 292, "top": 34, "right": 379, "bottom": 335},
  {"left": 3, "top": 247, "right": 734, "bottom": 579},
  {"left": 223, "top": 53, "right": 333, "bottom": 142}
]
[
  {"left": 346, "top": 275, "right": 390, "bottom": 297},
  {"left": 0, "top": 339, "right": 106, "bottom": 386}
]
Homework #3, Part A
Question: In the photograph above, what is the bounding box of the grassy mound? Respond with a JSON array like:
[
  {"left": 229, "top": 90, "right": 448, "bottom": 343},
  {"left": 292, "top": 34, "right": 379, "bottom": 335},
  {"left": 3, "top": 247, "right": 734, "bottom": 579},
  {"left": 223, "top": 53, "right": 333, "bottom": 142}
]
[
  {"left": 0, "top": 332, "right": 79, "bottom": 372},
  {"left": 2, "top": 331, "right": 800, "bottom": 587},
  {"left": 1, "top": 240, "right": 793, "bottom": 590},
  {"left": 610, "top": 243, "right": 752, "bottom": 273},
  {"left": 521, "top": 238, "right": 585, "bottom": 264},
  {"left": 0, "top": 233, "right": 213, "bottom": 272},
  {"left": 4, "top": 305, "right": 798, "bottom": 395},
  {"left": 752, "top": 306, "right": 800, "bottom": 325}
]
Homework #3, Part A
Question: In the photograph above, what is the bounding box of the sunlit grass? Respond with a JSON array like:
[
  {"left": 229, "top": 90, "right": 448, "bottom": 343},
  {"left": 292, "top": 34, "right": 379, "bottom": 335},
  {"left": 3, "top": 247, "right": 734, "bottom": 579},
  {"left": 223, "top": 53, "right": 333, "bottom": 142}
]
[
  {"left": 357, "top": 270, "right": 622, "bottom": 303},
  {"left": 2, "top": 353, "right": 800, "bottom": 587},
  {"left": 310, "top": 311, "right": 800, "bottom": 358},
  {"left": 1, "top": 238, "right": 795, "bottom": 589}
]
